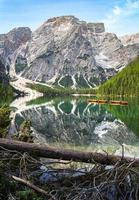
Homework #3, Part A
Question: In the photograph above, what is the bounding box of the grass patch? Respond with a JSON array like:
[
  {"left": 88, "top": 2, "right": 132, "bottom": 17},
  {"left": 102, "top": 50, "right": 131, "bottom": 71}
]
[
  {"left": 26, "top": 83, "right": 96, "bottom": 97},
  {"left": 0, "top": 106, "right": 11, "bottom": 138}
]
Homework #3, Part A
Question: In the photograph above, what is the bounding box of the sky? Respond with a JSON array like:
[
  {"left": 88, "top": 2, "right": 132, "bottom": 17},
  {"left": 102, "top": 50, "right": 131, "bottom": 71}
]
[{"left": 0, "top": 0, "right": 139, "bottom": 36}]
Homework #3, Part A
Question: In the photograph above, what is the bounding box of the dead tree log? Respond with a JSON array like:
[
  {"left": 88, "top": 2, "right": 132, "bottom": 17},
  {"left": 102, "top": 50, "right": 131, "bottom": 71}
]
[
  {"left": 0, "top": 138, "right": 139, "bottom": 165},
  {"left": 12, "top": 176, "right": 49, "bottom": 196}
]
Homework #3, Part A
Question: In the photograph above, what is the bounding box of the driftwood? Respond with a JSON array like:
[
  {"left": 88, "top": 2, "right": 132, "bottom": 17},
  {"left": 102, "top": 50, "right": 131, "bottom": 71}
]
[
  {"left": 0, "top": 138, "right": 139, "bottom": 165},
  {"left": 12, "top": 176, "right": 49, "bottom": 196}
]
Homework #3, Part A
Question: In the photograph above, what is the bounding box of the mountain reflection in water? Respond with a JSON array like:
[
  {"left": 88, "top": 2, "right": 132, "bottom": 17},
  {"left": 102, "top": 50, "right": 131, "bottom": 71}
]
[{"left": 13, "top": 97, "right": 139, "bottom": 156}]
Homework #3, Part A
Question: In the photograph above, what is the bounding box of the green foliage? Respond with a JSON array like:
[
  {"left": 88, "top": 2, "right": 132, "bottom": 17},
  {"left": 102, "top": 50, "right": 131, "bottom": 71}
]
[
  {"left": 0, "top": 106, "right": 11, "bottom": 138},
  {"left": 15, "top": 120, "right": 33, "bottom": 142},
  {"left": 59, "top": 75, "right": 73, "bottom": 87},
  {"left": 27, "top": 83, "right": 96, "bottom": 96},
  {"left": 27, "top": 83, "right": 74, "bottom": 96},
  {"left": 98, "top": 57, "right": 139, "bottom": 96},
  {"left": 0, "top": 175, "right": 10, "bottom": 200},
  {"left": 104, "top": 98, "right": 139, "bottom": 136},
  {"left": 16, "top": 190, "right": 43, "bottom": 200},
  {"left": 75, "top": 74, "right": 90, "bottom": 88},
  {"left": 0, "top": 160, "right": 16, "bottom": 200},
  {"left": 0, "top": 84, "right": 13, "bottom": 102},
  {"left": 76, "top": 87, "right": 96, "bottom": 94}
]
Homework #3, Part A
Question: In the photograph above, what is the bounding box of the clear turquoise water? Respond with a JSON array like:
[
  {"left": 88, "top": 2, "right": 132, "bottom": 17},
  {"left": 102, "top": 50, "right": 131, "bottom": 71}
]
[{"left": 13, "top": 97, "right": 139, "bottom": 156}]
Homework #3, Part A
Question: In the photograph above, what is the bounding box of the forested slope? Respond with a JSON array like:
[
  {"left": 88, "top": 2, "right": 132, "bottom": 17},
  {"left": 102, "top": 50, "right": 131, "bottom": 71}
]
[{"left": 98, "top": 57, "right": 139, "bottom": 96}]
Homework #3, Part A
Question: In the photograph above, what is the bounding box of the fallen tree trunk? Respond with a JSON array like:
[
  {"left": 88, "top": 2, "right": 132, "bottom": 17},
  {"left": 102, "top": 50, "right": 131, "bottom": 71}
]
[
  {"left": 0, "top": 138, "right": 139, "bottom": 165},
  {"left": 12, "top": 176, "right": 49, "bottom": 196}
]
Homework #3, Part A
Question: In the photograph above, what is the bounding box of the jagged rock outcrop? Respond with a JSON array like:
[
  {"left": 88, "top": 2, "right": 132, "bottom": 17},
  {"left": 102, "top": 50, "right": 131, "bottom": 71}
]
[
  {"left": 18, "top": 16, "right": 118, "bottom": 87},
  {"left": 1, "top": 16, "right": 139, "bottom": 88},
  {"left": 120, "top": 33, "right": 139, "bottom": 46},
  {"left": 0, "top": 27, "right": 31, "bottom": 63},
  {"left": 14, "top": 16, "right": 139, "bottom": 88},
  {"left": 0, "top": 27, "right": 31, "bottom": 82}
]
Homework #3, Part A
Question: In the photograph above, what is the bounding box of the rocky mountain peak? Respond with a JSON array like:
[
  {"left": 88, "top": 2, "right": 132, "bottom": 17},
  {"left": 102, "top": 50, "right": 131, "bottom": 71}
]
[
  {"left": 7, "top": 27, "right": 31, "bottom": 43},
  {"left": 120, "top": 33, "right": 139, "bottom": 46},
  {"left": 46, "top": 15, "right": 79, "bottom": 25},
  {"left": 42, "top": 16, "right": 105, "bottom": 33},
  {"left": 87, "top": 23, "right": 105, "bottom": 33},
  {"left": 0, "top": 27, "right": 32, "bottom": 82},
  {"left": 14, "top": 16, "right": 139, "bottom": 88},
  {"left": 1, "top": 16, "right": 139, "bottom": 88}
]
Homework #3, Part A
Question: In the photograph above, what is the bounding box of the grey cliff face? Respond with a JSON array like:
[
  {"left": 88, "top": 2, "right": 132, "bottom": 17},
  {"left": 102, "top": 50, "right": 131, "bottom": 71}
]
[
  {"left": 20, "top": 16, "right": 118, "bottom": 87},
  {"left": 16, "top": 16, "right": 139, "bottom": 88},
  {"left": 1, "top": 16, "right": 139, "bottom": 88},
  {"left": 120, "top": 33, "right": 139, "bottom": 46},
  {"left": 0, "top": 27, "right": 31, "bottom": 82}
]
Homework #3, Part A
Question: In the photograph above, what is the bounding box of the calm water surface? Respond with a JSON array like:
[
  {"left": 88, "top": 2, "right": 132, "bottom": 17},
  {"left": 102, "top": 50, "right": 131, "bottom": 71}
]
[{"left": 10, "top": 97, "right": 139, "bottom": 157}]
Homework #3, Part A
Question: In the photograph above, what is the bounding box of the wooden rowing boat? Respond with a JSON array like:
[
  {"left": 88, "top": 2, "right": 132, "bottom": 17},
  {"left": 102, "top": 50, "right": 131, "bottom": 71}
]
[
  {"left": 110, "top": 101, "right": 128, "bottom": 105},
  {"left": 88, "top": 99, "right": 108, "bottom": 104},
  {"left": 88, "top": 99, "right": 128, "bottom": 105},
  {"left": 88, "top": 99, "right": 98, "bottom": 103},
  {"left": 120, "top": 101, "right": 128, "bottom": 105}
]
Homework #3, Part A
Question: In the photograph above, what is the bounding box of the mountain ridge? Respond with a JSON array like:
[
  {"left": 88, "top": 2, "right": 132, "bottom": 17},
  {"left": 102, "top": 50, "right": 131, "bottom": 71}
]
[{"left": 0, "top": 16, "right": 139, "bottom": 88}]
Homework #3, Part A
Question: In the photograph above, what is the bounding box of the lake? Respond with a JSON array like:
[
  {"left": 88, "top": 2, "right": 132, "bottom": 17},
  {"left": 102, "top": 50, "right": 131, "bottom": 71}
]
[{"left": 9, "top": 96, "right": 139, "bottom": 158}]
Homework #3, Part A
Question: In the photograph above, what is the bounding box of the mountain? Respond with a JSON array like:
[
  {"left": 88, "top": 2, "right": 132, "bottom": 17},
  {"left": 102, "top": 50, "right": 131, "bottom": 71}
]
[
  {"left": 98, "top": 57, "right": 139, "bottom": 96},
  {"left": 120, "top": 33, "right": 139, "bottom": 46},
  {"left": 0, "top": 27, "right": 31, "bottom": 100},
  {"left": 1, "top": 16, "right": 139, "bottom": 88},
  {"left": 0, "top": 27, "right": 31, "bottom": 81}
]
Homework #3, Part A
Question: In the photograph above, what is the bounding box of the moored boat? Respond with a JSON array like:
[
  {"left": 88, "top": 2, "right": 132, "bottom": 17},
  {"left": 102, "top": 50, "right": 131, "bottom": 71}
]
[
  {"left": 88, "top": 99, "right": 108, "bottom": 104},
  {"left": 120, "top": 101, "right": 128, "bottom": 105},
  {"left": 110, "top": 100, "right": 128, "bottom": 105},
  {"left": 88, "top": 99, "right": 128, "bottom": 106}
]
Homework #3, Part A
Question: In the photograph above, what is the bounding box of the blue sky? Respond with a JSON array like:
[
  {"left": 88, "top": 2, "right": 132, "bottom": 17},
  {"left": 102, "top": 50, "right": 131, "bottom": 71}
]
[{"left": 0, "top": 0, "right": 139, "bottom": 35}]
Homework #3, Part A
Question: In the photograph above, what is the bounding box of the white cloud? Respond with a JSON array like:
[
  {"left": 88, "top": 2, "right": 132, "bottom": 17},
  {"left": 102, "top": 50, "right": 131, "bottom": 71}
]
[
  {"left": 103, "top": 0, "right": 139, "bottom": 28},
  {"left": 113, "top": 6, "right": 122, "bottom": 15},
  {"left": 126, "top": 0, "right": 139, "bottom": 8}
]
